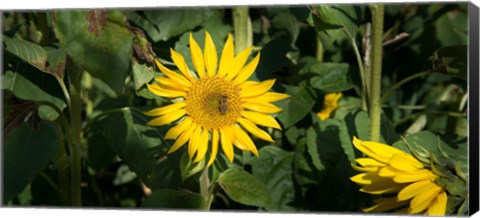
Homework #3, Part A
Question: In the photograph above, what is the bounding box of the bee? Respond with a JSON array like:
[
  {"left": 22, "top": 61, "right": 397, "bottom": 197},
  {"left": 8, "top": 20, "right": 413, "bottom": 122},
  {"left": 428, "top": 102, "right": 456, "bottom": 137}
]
[{"left": 219, "top": 95, "right": 228, "bottom": 115}]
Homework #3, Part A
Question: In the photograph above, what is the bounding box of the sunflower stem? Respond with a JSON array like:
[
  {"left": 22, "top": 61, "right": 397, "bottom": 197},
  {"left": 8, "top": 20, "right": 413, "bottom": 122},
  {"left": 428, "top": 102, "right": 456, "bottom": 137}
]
[
  {"left": 316, "top": 36, "right": 324, "bottom": 62},
  {"left": 68, "top": 63, "right": 84, "bottom": 206},
  {"left": 233, "top": 6, "right": 252, "bottom": 53},
  {"left": 200, "top": 166, "right": 211, "bottom": 210},
  {"left": 368, "top": 4, "right": 384, "bottom": 142}
]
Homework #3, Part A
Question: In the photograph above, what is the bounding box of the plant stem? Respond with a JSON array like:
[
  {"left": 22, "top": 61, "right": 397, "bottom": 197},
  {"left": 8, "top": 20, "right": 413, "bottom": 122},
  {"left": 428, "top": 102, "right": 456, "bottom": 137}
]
[
  {"left": 200, "top": 166, "right": 211, "bottom": 210},
  {"left": 69, "top": 65, "right": 84, "bottom": 206},
  {"left": 316, "top": 36, "right": 324, "bottom": 62},
  {"left": 344, "top": 28, "right": 368, "bottom": 111},
  {"left": 233, "top": 7, "right": 252, "bottom": 53},
  {"left": 368, "top": 4, "right": 384, "bottom": 142},
  {"left": 379, "top": 71, "right": 431, "bottom": 105}
]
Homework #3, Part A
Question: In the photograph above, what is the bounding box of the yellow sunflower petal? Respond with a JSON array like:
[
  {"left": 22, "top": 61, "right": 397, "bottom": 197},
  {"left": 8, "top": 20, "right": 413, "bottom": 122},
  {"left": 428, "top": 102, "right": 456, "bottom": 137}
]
[
  {"left": 360, "top": 178, "right": 407, "bottom": 195},
  {"left": 146, "top": 84, "right": 186, "bottom": 98},
  {"left": 225, "top": 46, "right": 254, "bottom": 81},
  {"left": 362, "top": 197, "right": 409, "bottom": 213},
  {"left": 155, "top": 59, "right": 191, "bottom": 86},
  {"left": 144, "top": 101, "right": 186, "bottom": 117},
  {"left": 351, "top": 163, "right": 379, "bottom": 172},
  {"left": 242, "top": 101, "right": 282, "bottom": 114},
  {"left": 204, "top": 31, "right": 218, "bottom": 77},
  {"left": 409, "top": 183, "right": 442, "bottom": 214},
  {"left": 232, "top": 125, "right": 259, "bottom": 156},
  {"left": 241, "top": 111, "right": 282, "bottom": 130},
  {"left": 426, "top": 191, "right": 447, "bottom": 216},
  {"left": 352, "top": 137, "right": 402, "bottom": 164},
  {"left": 188, "top": 127, "right": 202, "bottom": 158},
  {"left": 164, "top": 117, "right": 192, "bottom": 140},
  {"left": 217, "top": 34, "right": 234, "bottom": 77},
  {"left": 378, "top": 166, "right": 397, "bottom": 178},
  {"left": 167, "top": 124, "right": 196, "bottom": 154},
  {"left": 251, "top": 91, "right": 289, "bottom": 102},
  {"left": 397, "top": 179, "right": 434, "bottom": 201},
  {"left": 220, "top": 128, "right": 234, "bottom": 163},
  {"left": 355, "top": 158, "right": 386, "bottom": 167},
  {"left": 154, "top": 77, "right": 189, "bottom": 91},
  {"left": 170, "top": 48, "right": 194, "bottom": 82},
  {"left": 350, "top": 172, "right": 386, "bottom": 185},
  {"left": 237, "top": 117, "right": 274, "bottom": 142},
  {"left": 146, "top": 109, "right": 186, "bottom": 126},
  {"left": 240, "top": 79, "right": 276, "bottom": 98},
  {"left": 393, "top": 169, "right": 437, "bottom": 183},
  {"left": 390, "top": 152, "right": 425, "bottom": 171},
  {"left": 189, "top": 32, "right": 205, "bottom": 78},
  {"left": 233, "top": 52, "right": 260, "bottom": 85},
  {"left": 194, "top": 128, "right": 209, "bottom": 163},
  {"left": 207, "top": 129, "right": 220, "bottom": 167}
]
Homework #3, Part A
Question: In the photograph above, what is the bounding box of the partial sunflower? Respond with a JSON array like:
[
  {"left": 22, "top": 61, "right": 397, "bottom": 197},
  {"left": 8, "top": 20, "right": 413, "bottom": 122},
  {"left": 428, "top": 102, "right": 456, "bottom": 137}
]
[
  {"left": 317, "top": 92, "right": 342, "bottom": 121},
  {"left": 145, "top": 31, "right": 288, "bottom": 166},
  {"left": 350, "top": 137, "right": 447, "bottom": 216}
]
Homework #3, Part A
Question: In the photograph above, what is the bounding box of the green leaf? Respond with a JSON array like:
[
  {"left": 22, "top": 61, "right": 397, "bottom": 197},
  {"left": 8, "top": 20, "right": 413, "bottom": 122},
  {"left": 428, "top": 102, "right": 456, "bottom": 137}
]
[
  {"left": 430, "top": 45, "right": 467, "bottom": 80},
  {"left": 309, "top": 62, "right": 354, "bottom": 92},
  {"left": 277, "top": 85, "right": 316, "bottom": 129},
  {"left": 3, "top": 36, "right": 48, "bottom": 73},
  {"left": 254, "top": 38, "right": 295, "bottom": 81},
  {"left": 271, "top": 9, "right": 301, "bottom": 43},
  {"left": 3, "top": 121, "right": 59, "bottom": 200},
  {"left": 217, "top": 168, "right": 272, "bottom": 209},
  {"left": 180, "top": 152, "right": 206, "bottom": 181},
  {"left": 142, "top": 189, "right": 206, "bottom": 209},
  {"left": 132, "top": 59, "right": 155, "bottom": 90},
  {"left": 144, "top": 8, "right": 214, "bottom": 41},
  {"left": 434, "top": 10, "right": 467, "bottom": 46},
  {"left": 249, "top": 146, "right": 297, "bottom": 211},
  {"left": 86, "top": 108, "right": 170, "bottom": 188},
  {"left": 306, "top": 118, "right": 343, "bottom": 171},
  {"left": 53, "top": 10, "right": 133, "bottom": 93},
  {"left": 2, "top": 70, "right": 67, "bottom": 121},
  {"left": 309, "top": 5, "right": 361, "bottom": 47}
]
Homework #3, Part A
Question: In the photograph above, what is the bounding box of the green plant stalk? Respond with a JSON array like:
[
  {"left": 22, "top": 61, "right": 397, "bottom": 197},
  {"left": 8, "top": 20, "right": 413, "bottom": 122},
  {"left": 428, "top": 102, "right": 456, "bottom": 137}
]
[
  {"left": 368, "top": 4, "right": 384, "bottom": 142},
  {"left": 379, "top": 71, "right": 431, "bottom": 105},
  {"left": 316, "top": 36, "right": 324, "bottom": 62},
  {"left": 233, "top": 7, "right": 252, "bottom": 53},
  {"left": 200, "top": 166, "right": 210, "bottom": 210},
  {"left": 343, "top": 28, "right": 368, "bottom": 111},
  {"left": 69, "top": 66, "right": 84, "bottom": 206}
]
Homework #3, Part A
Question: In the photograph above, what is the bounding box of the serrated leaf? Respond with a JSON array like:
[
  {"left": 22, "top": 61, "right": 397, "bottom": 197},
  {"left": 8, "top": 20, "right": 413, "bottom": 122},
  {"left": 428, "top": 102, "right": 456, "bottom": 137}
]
[
  {"left": 277, "top": 85, "right": 316, "bottom": 129},
  {"left": 142, "top": 189, "right": 206, "bottom": 209},
  {"left": 249, "top": 146, "right": 297, "bottom": 211},
  {"left": 53, "top": 10, "right": 133, "bottom": 93},
  {"left": 309, "top": 62, "right": 354, "bottom": 92},
  {"left": 3, "top": 36, "right": 48, "bottom": 72},
  {"left": 3, "top": 121, "right": 59, "bottom": 200},
  {"left": 144, "top": 8, "right": 213, "bottom": 41},
  {"left": 217, "top": 168, "right": 272, "bottom": 209}
]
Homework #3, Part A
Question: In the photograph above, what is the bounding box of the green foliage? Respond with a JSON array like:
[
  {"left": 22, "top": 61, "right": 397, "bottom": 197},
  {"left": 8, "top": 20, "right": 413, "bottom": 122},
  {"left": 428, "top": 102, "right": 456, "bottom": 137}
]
[
  {"left": 3, "top": 121, "right": 59, "bottom": 200},
  {"left": 2, "top": 4, "right": 468, "bottom": 215}
]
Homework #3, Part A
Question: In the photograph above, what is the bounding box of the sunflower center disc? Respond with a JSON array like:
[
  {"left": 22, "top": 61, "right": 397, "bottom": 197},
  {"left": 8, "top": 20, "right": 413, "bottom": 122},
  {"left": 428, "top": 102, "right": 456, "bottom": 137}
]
[{"left": 185, "top": 76, "right": 242, "bottom": 130}]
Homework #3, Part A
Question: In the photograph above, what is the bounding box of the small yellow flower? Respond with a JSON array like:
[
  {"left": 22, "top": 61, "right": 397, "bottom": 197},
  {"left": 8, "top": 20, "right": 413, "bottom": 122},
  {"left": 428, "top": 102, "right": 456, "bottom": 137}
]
[
  {"left": 145, "top": 31, "right": 288, "bottom": 166},
  {"left": 317, "top": 92, "right": 342, "bottom": 120},
  {"left": 350, "top": 137, "right": 447, "bottom": 216}
]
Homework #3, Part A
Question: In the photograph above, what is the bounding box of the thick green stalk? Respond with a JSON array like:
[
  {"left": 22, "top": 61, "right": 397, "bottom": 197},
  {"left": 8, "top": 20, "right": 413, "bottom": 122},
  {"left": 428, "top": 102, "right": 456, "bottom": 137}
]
[
  {"left": 69, "top": 65, "right": 84, "bottom": 206},
  {"left": 368, "top": 4, "right": 384, "bottom": 142},
  {"left": 233, "top": 7, "right": 252, "bottom": 53},
  {"left": 316, "top": 36, "right": 324, "bottom": 62}
]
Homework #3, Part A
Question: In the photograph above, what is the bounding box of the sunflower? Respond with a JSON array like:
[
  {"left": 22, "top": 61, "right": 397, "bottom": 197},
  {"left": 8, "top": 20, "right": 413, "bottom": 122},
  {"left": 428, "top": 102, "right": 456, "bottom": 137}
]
[
  {"left": 317, "top": 92, "right": 342, "bottom": 121},
  {"left": 145, "top": 31, "right": 288, "bottom": 166},
  {"left": 350, "top": 137, "right": 447, "bottom": 216}
]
